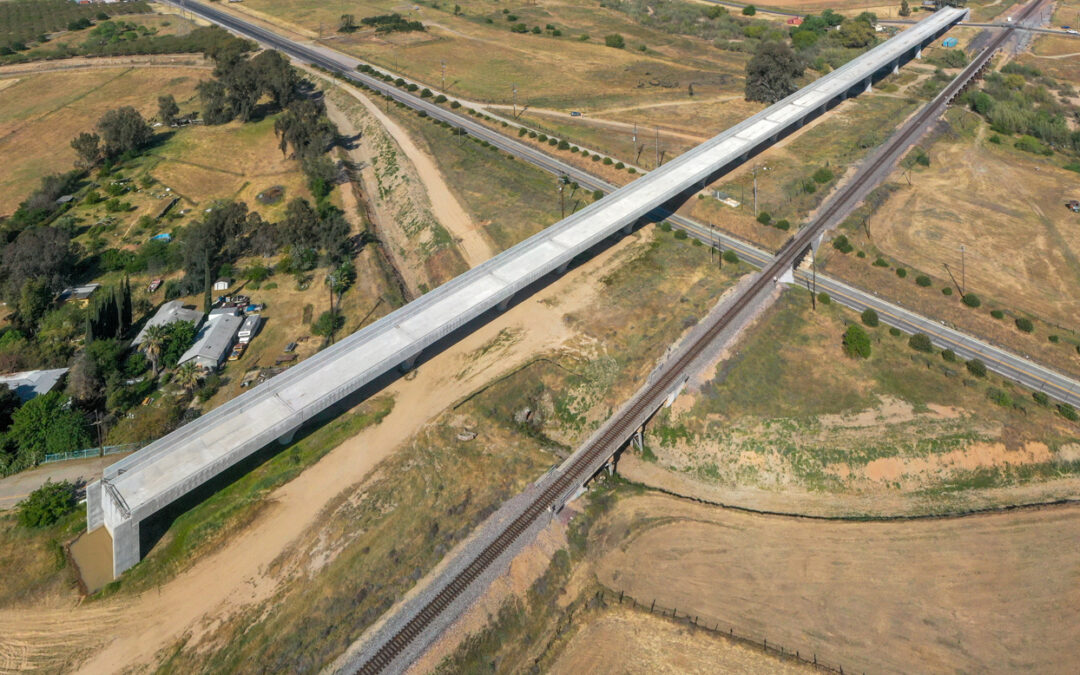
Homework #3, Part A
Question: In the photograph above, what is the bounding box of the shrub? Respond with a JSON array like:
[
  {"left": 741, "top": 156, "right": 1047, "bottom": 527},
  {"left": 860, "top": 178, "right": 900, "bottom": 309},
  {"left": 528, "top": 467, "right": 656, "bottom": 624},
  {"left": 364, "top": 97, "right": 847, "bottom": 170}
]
[
  {"left": 889, "top": 327, "right": 901, "bottom": 336},
  {"left": 802, "top": 180, "right": 817, "bottom": 194},
  {"left": 614, "top": 162, "right": 624, "bottom": 169},
  {"left": 987, "top": 387, "right": 1013, "bottom": 407},
  {"left": 832, "top": 235, "right": 853, "bottom": 254},
  {"left": 908, "top": 333, "right": 933, "bottom": 353},
  {"left": 548, "top": 138, "right": 558, "bottom": 146},
  {"left": 434, "top": 94, "right": 447, "bottom": 104},
  {"left": 1015, "top": 135, "right": 1052, "bottom": 156},
  {"left": 592, "top": 189, "right": 603, "bottom": 201},
  {"left": 942, "top": 287, "right": 953, "bottom": 296},
  {"left": 742, "top": 4, "right": 756, "bottom": 15},
  {"left": 511, "top": 23, "right": 527, "bottom": 33},
  {"left": 896, "top": 268, "right": 907, "bottom": 279},
  {"left": 1049, "top": 334, "right": 1059, "bottom": 343},
  {"left": 18, "top": 481, "right": 76, "bottom": 528},
  {"left": 591, "top": 154, "right": 600, "bottom": 162},
  {"left": 450, "top": 100, "right": 461, "bottom": 109},
  {"left": 966, "top": 358, "right": 987, "bottom": 377},
  {"left": 628, "top": 167, "right": 636, "bottom": 173},
  {"left": 812, "top": 167, "right": 834, "bottom": 184},
  {"left": 1059, "top": 403, "right": 1079, "bottom": 422},
  {"left": 674, "top": 229, "right": 688, "bottom": 240},
  {"left": 989, "top": 134, "right": 1002, "bottom": 144},
  {"left": 941, "top": 348, "right": 957, "bottom": 362},
  {"left": 557, "top": 140, "right": 570, "bottom": 150},
  {"left": 722, "top": 249, "right": 739, "bottom": 264},
  {"left": 604, "top": 33, "right": 625, "bottom": 48},
  {"left": 774, "top": 219, "right": 790, "bottom": 231},
  {"left": 602, "top": 156, "right": 613, "bottom": 165},
  {"left": 420, "top": 88, "right": 433, "bottom": 98},
  {"left": 659, "top": 222, "right": 672, "bottom": 232},
  {"left": 518, "top": 127, "right": 528, "bottom": 137},
  {"left": 312, "top": 311, "right": 345, "bottom": 337},
  {"left": 860, "top": 308, "right": 879, "bottom": 327},
  {"left": 915, "top": 274, "right": 931, "bottom": 287},
  {"left": 537, "top": 133, "right": 548, "bottom": 142},
  {"left": 817, "top": 292, "right": 830, "bottom": 305},
  {"left": 532, "top": 26, "right": 542, "bottom": 34},
  {"left": 1033, "top": 391, "right": 1050, "bottom": 406},
  {"left": 873, "top": 257, "right": 889, "bottom": 267},
  {"left": 1015, "top": 317, "right": 1034, "bottom": 333},
  {"left": 843, "top": 324, "right": 871, "bottom": 359},
  {"left": 756, "top": 212, "right": 771, "bottom": 225},
  {"left": 962, "top": 293, "right": 981, "bottom": 308}
]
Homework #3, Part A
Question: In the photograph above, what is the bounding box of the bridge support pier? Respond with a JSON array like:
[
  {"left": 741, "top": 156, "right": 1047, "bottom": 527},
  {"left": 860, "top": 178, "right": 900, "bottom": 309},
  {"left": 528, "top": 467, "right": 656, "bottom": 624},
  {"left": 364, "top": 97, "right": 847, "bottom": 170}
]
[
  {"left": 496, "top": 297, "right": 511, "bottom": 311},
  {"left": 277, "top": 429, "right": 297, "bottom": 445},
  {"left": 556, "top": 261, "right": 570, "bottom": 274},
  {"left": 631, "top": 426, "right": 644, "bottom": 451},
  {"left": 892, "top": 61, "right": 899, "bottom": 75},
  {"left": 864, "top": 78, "right": 872, "bottom": 94},
  {"left": 915, "top": 46, "right": 922, "bottom": 59},
  {"left": 400, "top": 354, "right": 418, "bottom": 372},
  {"left": 622, "top": 223, "right": 633, "bottom": 235},
  {"left": 110, "top": 518, "right": 140, "bottom": 579},
  {"left": 86, "top": 480, "right": 104, "bottom": 531}
]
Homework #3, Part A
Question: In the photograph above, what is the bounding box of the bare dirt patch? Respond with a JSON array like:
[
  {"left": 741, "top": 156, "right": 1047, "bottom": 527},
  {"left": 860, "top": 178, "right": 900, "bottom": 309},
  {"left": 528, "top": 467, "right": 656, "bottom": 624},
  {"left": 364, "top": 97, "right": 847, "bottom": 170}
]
[{"left": 593, "top": 492, "right": 1080, "bottom": 675}]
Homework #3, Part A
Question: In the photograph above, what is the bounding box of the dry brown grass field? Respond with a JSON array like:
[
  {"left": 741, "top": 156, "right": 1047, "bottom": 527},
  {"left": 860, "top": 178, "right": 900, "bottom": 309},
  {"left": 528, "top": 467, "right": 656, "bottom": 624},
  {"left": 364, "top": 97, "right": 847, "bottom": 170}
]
[
  {"left": 593, "top": 492, "right": 1080, "bottom": 675},
  {"left": 549, "top": 605, "right": 814, "bottom": 674},
  {"left": 0, "top": 66, "right": 208, "bottom": 213}
]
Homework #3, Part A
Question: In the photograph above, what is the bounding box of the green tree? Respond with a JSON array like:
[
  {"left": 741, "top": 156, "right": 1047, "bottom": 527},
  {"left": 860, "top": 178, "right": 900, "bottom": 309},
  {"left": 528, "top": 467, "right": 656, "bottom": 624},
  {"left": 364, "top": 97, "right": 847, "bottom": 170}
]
[
  {"left": 312, "top": 310, "right": 345, "bottom": 337},
  {"left": 17, "top": 481, "right": 77, "bottom": 528},
  {"left": 15, "top": 278, "right": 53, "bottom": 336},
  {"left": 175, "top": 361, "right": 203, "bottom": 393},
  {"left": 899, "top": 0, "right": 912, "bottom": 16},
  {"left": 745, "top": 41, "right": 804, "bottom": 103},
  {"left": 9, "top": 392, "right": 91, "bottom": 466},
  {"left": 604, "top": 33, "right": 625, "bottom": 49},
  {"left": 142, "top": 323, "right": 168, "bottom": 376},
  {"left": 843, "top": 324, "right": 871, "bottom": 359},
  {"left": 966, "top": 358, "right": 987, "bottom": 377},
  {"left": 908, "top": 332, "right": 933, "bottom": 353},
  {"left": 860, "top": 308, "right": 879, "bottom": 327},
  {"left": 0, "top": 383, "right": 19, "bottom": 432},
  {"left": 70, "top": 132, "right": 101, "bottom": 169},
  {"left": 198, "top": 79, "right": 232, "bottom": 125},
  {"left": 339, "top": 13, "right": 356, "bottom": 32},
  {"left": 158, "top": 94, "right": 180, "bottom": 126},
  {"left": 97, "top": 106, "right": 153, "bottom": 158},
  {"left": 742, "top": 5, "right": 757, "bottom": 15}
]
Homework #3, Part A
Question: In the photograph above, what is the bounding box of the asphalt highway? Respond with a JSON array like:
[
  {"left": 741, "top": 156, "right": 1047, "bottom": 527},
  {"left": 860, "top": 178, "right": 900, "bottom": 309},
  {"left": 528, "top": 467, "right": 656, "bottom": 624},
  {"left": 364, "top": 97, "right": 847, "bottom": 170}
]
[{"left": 166, "top": 0, "right": 1080, "bottom": 409}]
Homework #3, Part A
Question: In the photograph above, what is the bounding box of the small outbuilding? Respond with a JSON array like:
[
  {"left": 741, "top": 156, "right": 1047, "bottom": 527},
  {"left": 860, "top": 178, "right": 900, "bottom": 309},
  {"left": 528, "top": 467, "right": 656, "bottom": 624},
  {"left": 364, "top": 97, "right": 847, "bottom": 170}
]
[
  {"left": 58, "top": 284, "right": 100, "bottom": 306},
  {"left": 213, "top": 278, "right": 233, "bottom": 292}
]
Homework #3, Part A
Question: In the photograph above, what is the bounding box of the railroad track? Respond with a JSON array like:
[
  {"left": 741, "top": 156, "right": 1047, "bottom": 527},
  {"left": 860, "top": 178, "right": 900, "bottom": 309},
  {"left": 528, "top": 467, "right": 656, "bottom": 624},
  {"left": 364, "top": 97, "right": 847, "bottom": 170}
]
[{"left": 351, "top": 6, "right": 1044, "bottom": 672}]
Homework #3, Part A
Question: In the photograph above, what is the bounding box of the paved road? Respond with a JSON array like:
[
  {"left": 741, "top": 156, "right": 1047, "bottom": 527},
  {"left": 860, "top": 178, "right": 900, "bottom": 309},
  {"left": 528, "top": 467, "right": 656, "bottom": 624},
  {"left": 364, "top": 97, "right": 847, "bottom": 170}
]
[
  {"left": 167, "top": 0, "right": 1080, "bottom": 410},
  {"left": 0, "top": 454, "right": 131, "bottom": 510}
]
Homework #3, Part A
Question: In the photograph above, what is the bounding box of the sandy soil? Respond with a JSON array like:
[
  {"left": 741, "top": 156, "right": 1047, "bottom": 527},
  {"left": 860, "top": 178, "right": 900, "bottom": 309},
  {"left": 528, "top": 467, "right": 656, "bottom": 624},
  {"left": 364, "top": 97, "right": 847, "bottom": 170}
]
[
  {"left": 594, "top": 493, "right": 1080, "bottom": 675},
  {"left": 322, "top": 78, "right": 495, "bottom": 267},
  {"left": 549, "top": 606, "right": 813, "bottom": 675},
  {"left": 0, "top": 54, "right": 210, "bottom": 77},
  {"left": 0, "top": 226, "right": 645, "bottom": 674}
]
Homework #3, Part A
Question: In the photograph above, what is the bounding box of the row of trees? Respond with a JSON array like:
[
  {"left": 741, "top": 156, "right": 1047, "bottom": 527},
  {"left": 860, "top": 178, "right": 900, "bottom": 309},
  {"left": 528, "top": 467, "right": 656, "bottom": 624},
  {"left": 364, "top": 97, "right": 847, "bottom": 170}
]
[
  {"left": 198, "top": 48, "right": 298, "bottom": 124},
  {"left": 962, "top": 64, "right": 1080, "bottom": 154}
]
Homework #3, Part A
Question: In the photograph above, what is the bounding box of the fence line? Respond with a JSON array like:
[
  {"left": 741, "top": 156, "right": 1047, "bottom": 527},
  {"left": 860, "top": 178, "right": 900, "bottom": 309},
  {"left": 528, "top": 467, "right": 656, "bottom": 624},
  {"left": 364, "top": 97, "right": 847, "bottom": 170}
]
[
  {"left": 42, "top": 443, "right": 142, "bottom": 465},
  {"left": 598, "top": 586, "right": 858, "bottom": 675}
]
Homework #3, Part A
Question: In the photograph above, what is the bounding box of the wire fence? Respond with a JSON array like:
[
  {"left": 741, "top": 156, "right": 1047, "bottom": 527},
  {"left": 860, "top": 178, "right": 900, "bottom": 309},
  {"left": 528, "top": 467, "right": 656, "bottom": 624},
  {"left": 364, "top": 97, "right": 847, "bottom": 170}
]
[
  {"left": 598, "top": 587, "right": 859, "bottom": 675},
  {"left": 42, "top": 443, "right": 141, "bottom": 465}
]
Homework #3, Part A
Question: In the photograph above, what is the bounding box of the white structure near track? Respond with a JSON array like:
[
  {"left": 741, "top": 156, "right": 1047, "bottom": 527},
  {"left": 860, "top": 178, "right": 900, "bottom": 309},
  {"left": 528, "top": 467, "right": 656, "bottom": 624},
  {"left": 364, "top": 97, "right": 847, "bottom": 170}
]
[{"left": 87, "top": 7, "right": 966, "bottom": 578}]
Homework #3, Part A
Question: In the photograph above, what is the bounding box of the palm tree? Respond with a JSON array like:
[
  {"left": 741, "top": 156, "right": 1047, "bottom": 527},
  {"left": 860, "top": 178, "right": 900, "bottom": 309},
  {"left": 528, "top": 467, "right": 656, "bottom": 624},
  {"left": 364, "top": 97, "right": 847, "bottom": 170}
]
[
  {"left": 175, "top": 361, "right": 202, "bottom": 394},
  {"left": 142, "top": 324, "right": 168, "bottom": 376}
]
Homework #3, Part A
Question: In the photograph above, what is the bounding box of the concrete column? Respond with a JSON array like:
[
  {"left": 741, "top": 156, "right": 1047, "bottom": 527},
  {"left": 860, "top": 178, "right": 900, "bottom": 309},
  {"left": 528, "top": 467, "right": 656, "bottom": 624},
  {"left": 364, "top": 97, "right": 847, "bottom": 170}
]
[
  {"left": 892, "top": 61, "right": 899, "bottom": 75},
  {"left": 915, "top": 47, "right": 922, "bottom": 60},
  {"left": 400, "top": 354, "right": 418, "bottom": 372},
  {"left": 277, "top": 428, "right": 297, "bottom": 446},
  {"left": 556, "top": 261, "right": 570, "bottom": 274},
  {"left": 622, "top": 223, "right": 633, "bottom": 235},
  {"left": 864, "top": 78, "right": 872, "bottom": 94},
  {"left": 111, "top": 518, "right": 140, "bottom": 578},
  {"left": 496, "top": 297, "right": 511, "bottom": 311},
  {"left": 86, "top": 480, "right": 104, "bottom": 531}
]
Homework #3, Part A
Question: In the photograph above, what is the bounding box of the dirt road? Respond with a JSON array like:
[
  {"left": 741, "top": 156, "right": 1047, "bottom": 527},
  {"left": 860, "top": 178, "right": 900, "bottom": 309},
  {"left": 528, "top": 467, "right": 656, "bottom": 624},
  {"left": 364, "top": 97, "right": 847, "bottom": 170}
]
[
  {"left": 0, "top": 454, "right": 132, "bottom": 511},
  {"left": 594, "top": 493, "right": 1080, "bottom": 674}
]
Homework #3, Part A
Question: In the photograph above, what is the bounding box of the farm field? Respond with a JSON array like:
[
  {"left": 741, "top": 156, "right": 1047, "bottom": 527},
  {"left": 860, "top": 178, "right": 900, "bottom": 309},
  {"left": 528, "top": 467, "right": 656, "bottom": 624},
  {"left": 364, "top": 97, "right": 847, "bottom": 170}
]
[
  {"left": 592, "top": 492, "right": 1080, "bottom": 675},
  {"left": 0, "top": 65, "right": 209, "bottom": 214},
  {"left": 219, "top": 0, "right": 757, "bottom": 109}
]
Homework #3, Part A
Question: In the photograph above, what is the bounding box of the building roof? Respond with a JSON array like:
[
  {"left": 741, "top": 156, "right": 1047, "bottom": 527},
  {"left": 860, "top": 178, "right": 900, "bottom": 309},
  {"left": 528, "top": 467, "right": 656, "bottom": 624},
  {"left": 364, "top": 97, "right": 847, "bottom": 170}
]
[
  {"left": 58, "top": 283, "right": 101, "bottom": 302},
  {"left": 132, "top": 301, "right": 205, "bottom": 346},
  {"left": 178, "top": 312, "right": 243, "bottom": 367},
  {"left": 0, "top": 368, "right": 69, "bottom": 402}
]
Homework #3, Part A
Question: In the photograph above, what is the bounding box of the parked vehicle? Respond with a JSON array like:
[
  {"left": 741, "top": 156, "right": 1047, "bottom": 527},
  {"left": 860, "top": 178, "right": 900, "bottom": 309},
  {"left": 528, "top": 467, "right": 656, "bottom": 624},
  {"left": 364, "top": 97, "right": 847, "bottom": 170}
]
[
  {"left": 569, "top": 111, "right": 582, "bottom": 117},
  {"left": 238, "top": 314, "right": 262, "bottom": 344},
  {"left": 228, "top": 343, "right": 246, "bottom": 361},
  {"left": 147, "top": 278, "right": 163, "bottom": 293}
]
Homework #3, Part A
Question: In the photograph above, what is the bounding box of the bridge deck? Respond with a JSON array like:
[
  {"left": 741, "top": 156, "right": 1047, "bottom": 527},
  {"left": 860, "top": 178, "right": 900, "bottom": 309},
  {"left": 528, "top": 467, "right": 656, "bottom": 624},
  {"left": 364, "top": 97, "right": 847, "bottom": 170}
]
[{"left": 94, "top": 8, "right": 965, "bottom": 555}]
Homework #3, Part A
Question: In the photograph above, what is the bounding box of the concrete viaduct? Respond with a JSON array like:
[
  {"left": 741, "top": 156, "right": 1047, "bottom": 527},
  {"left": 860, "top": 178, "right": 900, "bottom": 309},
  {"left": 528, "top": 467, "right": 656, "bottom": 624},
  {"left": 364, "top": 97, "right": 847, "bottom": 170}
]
[{"left": 87, "top": 7, "right": 967, "bottom": 578}]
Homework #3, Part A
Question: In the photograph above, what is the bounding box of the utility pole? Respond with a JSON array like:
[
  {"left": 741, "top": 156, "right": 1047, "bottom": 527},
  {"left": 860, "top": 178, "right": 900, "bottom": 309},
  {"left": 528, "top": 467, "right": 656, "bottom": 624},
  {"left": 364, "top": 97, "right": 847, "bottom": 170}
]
[
  {"left": 512, "top": 83, "right": 518, "bottom": 118},
  {"left": 327, "top": 271, "right": 336, "bottom": 345},
  {"left": 558, "top": 176, "right": 568, "bottom": 218},
  {"left": 654, "top": 127, "right": 660, "bottom": 168},
  {"left": 441, "top": 59, "right": 446, "bottom": 92},
  {"left": 751, "top": 164, "right": 767, "bottom": 216}
]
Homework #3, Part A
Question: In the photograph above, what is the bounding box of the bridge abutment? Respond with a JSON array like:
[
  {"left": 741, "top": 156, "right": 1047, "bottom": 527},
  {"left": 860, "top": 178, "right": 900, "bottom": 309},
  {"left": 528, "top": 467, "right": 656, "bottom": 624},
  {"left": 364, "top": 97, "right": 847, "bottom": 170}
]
[{"left": 110, "top": 518, "right": 140, "bottom": 579}]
